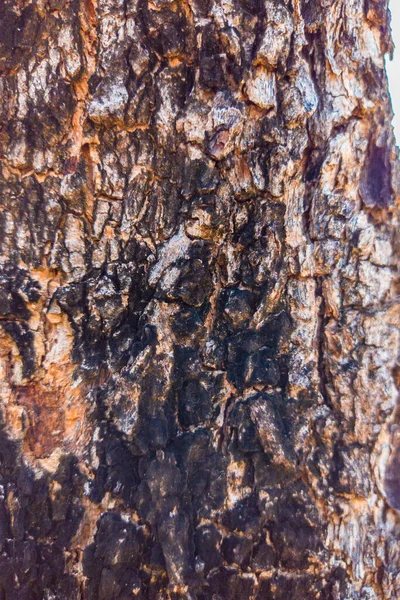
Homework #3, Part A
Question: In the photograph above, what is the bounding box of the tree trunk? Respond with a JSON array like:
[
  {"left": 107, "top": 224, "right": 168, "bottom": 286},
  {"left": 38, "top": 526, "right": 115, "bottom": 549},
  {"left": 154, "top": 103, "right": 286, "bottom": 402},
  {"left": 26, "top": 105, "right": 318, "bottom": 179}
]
[{"left": 0, "top": 0, "right": 399, "bottom": 598}]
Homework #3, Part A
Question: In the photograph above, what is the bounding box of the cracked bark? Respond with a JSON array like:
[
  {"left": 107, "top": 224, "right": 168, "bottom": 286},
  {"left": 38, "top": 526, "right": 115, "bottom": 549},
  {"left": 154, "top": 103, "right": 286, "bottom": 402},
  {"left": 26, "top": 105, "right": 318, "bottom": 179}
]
[{"left": 0, "top": 0, "right": 399, "bottom": 598}]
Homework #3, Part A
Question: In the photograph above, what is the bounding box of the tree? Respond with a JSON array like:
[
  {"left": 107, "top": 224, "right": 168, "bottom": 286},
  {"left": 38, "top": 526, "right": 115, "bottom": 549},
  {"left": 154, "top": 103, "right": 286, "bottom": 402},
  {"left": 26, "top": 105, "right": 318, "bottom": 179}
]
[{"left": 0, "top": 0, "right": 399, "bottom": 598}]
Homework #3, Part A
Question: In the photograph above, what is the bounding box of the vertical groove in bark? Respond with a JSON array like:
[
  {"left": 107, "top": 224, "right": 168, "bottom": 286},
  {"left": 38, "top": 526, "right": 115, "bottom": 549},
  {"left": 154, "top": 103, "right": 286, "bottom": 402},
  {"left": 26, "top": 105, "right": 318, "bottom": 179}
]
[{"left": 0, "top": 0, "right": 399, "bottom": 598}]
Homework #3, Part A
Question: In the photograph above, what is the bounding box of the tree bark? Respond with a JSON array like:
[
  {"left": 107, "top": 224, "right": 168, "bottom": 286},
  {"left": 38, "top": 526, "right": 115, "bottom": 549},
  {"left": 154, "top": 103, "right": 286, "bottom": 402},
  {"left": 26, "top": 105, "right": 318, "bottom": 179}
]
[{"left": 0, "top": 0, "right": 399, "bottom": 598}]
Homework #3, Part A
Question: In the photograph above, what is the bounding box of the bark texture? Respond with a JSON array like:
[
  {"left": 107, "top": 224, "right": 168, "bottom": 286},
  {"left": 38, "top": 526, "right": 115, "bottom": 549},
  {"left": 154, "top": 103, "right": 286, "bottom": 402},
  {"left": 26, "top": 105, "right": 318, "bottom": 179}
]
[{"left": 0, "top": 0, "right": 399, "bottom": 598}]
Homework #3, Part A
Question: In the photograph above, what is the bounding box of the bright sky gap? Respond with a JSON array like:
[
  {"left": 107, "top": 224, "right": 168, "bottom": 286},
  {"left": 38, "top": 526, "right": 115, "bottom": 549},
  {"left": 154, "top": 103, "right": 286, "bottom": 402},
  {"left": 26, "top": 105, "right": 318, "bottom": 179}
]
[{"left": 387, "top": 1, "right": 400, "bottom": 143}]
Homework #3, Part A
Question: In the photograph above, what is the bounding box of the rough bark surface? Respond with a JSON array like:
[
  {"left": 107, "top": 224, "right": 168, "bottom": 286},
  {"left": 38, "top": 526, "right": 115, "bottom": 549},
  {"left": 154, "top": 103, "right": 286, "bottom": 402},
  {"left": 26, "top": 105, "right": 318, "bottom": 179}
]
[{"left": 0, "top": 0, "right": 399, "bottom": 598}]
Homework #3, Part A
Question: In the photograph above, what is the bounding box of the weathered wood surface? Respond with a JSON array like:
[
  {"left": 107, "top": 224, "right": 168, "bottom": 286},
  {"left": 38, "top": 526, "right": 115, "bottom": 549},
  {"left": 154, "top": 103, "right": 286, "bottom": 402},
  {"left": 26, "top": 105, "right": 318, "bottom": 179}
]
[{"left": 0, "top": 0, "right": 399, "bottom": 598}]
